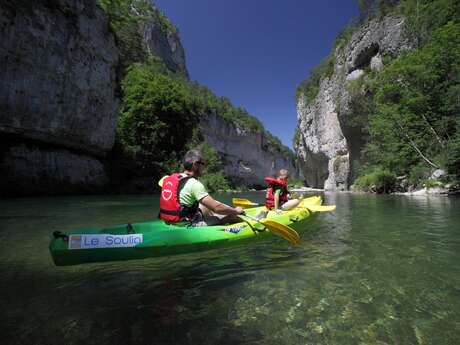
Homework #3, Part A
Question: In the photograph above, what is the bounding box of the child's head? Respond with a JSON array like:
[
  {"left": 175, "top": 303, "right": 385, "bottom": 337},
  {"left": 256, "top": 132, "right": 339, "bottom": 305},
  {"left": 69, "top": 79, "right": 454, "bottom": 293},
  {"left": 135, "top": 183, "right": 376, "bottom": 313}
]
[{"left": 277, "top": 169, "right": 289, "bottom": 181}]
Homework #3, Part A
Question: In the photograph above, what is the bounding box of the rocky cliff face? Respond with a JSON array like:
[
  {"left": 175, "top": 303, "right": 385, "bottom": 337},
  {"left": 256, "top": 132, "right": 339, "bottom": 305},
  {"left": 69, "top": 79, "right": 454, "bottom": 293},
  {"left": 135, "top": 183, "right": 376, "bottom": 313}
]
[
  {"left": 0, "top": 0, "right": 189, "bottom": 196},
  {"left": 296, "top": 16, "right": 411, "bottom": 190},
  {"left": 0, "top": 0, "right": 119, "bottom": 156},
  {"left": 200, "top": 114, "right": 297, "bottom": 187},
  {"left": 0, "top": 0, "right": 119, "bottom": 195},
  {"left": 140, "top": 18, "right": 188, "bottom": 77}
]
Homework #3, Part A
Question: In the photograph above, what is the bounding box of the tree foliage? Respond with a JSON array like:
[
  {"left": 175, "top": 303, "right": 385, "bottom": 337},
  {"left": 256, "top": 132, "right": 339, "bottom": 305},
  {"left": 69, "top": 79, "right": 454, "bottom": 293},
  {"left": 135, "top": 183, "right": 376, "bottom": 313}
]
[
  {"left": 361, "top": 21, "right": 460, "bottom": 178},
  {"left": 400, "top": 0, "right": 460, "bottom": 47},
  {"left": 352, "top": 166, "right": 397, "bottom": 193},
  {"left": 118, "top": 59, "right": 198, "bottom": 173}
]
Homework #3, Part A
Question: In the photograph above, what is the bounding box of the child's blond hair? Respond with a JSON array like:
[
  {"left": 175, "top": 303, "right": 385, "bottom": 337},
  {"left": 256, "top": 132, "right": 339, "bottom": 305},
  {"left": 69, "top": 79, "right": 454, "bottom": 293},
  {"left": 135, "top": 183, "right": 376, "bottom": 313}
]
[{"left": 278, "top": 169, "right": 289, "bottom": 177}]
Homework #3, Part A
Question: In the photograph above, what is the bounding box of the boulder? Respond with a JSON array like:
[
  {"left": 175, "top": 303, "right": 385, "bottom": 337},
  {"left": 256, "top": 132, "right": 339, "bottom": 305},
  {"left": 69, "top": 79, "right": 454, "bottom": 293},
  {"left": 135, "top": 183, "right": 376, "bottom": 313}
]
[{"left": 431, "top": 169, "right": 447, "bottom": 179}]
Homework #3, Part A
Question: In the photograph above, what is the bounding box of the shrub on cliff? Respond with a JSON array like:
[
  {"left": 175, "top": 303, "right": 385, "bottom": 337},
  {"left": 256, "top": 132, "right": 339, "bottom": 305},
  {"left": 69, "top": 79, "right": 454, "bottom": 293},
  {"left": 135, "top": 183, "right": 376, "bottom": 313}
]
[
  {"left": 296, "top": 54, "right": 335, "bottom": 104},
  {"left": 352, "top": 167, "right": 397, "bottom": 193},
  {"left": 98, "top": 0, "right": 178, "bottom": 72}
]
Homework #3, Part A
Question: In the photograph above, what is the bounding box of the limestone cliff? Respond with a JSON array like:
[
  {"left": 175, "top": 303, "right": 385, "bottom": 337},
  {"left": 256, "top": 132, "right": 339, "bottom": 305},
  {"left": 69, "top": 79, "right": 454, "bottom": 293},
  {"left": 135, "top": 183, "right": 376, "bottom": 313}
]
[
  {"left": 0, "top": 0, "right": 119, "bottom": 195},
  {"left": 295, "top": 16, "right": 411, "bottom": 190},
  {"left": 200, "top": 114, "right": 297, "bottom": 187},
  {"left": 0, "top": 0, "right": 188, "bottom": 195},
  {"left": 140, "top": 15, "right": 188, "bottom": 77}
]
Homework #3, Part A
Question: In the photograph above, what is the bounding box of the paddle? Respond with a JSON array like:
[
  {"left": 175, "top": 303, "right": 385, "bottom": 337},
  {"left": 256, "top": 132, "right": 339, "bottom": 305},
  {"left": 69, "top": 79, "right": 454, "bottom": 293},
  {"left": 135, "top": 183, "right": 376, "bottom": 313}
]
[
  {"left": 158, "top": 175, "right": 168, "bottom": 187},
  {"left": 232, "top": 197, "right": 336, "bottom": 212},
  {"left": 239, "top": 213, "right": 300, "bottom": 246},
  {"left": 232, "top": 198, "right": 259, "bottom": 208}
]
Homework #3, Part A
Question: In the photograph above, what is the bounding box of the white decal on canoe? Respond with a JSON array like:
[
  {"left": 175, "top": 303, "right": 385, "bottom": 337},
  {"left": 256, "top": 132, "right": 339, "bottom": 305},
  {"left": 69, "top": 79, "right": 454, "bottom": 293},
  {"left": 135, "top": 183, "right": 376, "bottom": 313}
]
[
  {"left": 68, "top": 234, "right": 143, "bottom": 250},
  {"left": 224, "top": 225, "right": 245, "bottom": 234}
]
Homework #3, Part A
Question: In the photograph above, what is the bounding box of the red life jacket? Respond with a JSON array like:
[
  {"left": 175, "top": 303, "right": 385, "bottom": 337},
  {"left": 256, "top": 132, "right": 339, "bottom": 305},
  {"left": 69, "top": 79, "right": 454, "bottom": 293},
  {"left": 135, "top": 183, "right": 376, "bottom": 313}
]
[
  {"left": 159, "top": 173, "right": 198, "bottom": 222},
  {"left": 264, "top": 176, "right": 289, "bottom": 209}
]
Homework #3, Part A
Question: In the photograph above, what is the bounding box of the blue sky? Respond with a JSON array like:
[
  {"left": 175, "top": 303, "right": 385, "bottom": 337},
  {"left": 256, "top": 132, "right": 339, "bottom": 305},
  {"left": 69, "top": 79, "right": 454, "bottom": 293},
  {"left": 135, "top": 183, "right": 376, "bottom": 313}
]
[{"left": 155, "top": 0, "right": 359, "bottom": 148}]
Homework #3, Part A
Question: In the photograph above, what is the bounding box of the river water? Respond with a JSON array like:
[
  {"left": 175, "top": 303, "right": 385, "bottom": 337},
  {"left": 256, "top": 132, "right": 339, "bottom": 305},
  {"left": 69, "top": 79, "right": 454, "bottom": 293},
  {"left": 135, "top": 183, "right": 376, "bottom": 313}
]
[{"left": 1, "top": 192, "right": 459, "bottom": 345}]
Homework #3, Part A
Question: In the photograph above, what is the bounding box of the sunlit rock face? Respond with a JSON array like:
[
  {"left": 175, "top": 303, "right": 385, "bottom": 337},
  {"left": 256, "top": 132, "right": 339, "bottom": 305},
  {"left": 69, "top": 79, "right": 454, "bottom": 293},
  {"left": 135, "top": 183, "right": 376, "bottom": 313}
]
[
  {"left": 295, "top": 16, "right": 411, "bottom": 190},
  {"left": 0, "top": 0, "right": 119, "bottom": 195},
  {"left": 140, "top": 17, "right": 188, "bottom": 77},
  {"left": 200, "top": 114, "right": 298, "bottom": 188}
]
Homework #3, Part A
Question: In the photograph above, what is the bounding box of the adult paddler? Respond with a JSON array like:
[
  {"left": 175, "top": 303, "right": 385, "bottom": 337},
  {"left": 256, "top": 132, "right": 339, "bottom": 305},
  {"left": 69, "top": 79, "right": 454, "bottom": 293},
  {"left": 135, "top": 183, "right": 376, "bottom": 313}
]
[{"left": 159, "top": 149, "right": 244, "bottom": 226}]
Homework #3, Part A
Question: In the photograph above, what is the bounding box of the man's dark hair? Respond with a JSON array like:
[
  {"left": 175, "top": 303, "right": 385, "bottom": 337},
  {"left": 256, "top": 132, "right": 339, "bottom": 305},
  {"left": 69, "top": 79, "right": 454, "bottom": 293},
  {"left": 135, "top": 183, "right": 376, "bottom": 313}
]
[{"left": 183, "top": 149, "right": 203, "bottom": 170}]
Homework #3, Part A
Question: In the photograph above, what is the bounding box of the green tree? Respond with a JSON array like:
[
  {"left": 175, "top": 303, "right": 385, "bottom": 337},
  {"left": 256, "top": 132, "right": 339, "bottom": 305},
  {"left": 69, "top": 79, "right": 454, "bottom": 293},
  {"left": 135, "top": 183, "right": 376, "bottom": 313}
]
[
  {"left": 118, "top": 60, "right": 198, "bottom": 173},
  {"left": 360, "top": 21, "right": 460, "bottom": 178},
  {"left": 400, "top": 0, "right": 460, "bottom": 47},
  {"left": 191, "top": 143, "right": 230, "bottom": 192},
  {"left": 447, "top": 118, "right": 460, "bottom": 178}
]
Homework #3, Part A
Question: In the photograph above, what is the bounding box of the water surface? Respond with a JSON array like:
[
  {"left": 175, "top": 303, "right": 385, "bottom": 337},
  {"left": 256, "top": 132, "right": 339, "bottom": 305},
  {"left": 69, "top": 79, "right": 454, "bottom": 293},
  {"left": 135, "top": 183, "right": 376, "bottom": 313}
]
[{"left": 1, "top": 192, "right": 459, "bottom": 345}]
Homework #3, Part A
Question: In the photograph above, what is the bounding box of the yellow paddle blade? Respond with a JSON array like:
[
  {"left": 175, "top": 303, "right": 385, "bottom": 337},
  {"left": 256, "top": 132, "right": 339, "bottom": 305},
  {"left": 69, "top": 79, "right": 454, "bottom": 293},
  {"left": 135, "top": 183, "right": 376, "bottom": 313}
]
[
  {"left": 259, "top": 219, "right": 300, "bottom": 245},
  {"left": 239, "top": 214, "right": 300, "bottom": 245},
  {"left": 233, "top": 196, "right": 332, "bottom": 211},
  {"left": 233, "top": 201, "right": 260, "bottom": 209},
  {"left": 303, "top": 204, "right": 336, "bottom": 212},
  {"left": 232, "top": 198, "right": 259, "bottom": 207},
  {"left": 158, "top": 175, "right": 169, "bottom": 187},
  {"left": 233, "top": 202, "right": 256, "bottom": 209}
]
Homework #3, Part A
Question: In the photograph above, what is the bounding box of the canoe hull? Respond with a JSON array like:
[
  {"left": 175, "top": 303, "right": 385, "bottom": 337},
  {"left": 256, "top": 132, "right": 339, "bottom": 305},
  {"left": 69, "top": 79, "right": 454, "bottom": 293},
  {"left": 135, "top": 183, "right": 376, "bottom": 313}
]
[{"left": 49, "top": 196, "right": 322, "bottom": 266}]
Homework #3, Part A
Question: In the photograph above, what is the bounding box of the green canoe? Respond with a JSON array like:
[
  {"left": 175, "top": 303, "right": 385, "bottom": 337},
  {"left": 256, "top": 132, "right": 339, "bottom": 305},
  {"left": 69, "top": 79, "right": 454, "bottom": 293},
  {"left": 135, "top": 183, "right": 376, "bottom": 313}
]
[{"left": 49, "top": 196, "right": 327, "bottom": 266}]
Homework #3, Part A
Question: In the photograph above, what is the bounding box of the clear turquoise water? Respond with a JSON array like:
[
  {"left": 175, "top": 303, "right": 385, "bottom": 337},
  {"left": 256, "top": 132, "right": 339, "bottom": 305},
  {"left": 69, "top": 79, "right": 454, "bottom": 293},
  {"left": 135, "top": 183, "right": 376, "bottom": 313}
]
[{"left": 1, "top": 192, "right": 459, "bottom": 345}]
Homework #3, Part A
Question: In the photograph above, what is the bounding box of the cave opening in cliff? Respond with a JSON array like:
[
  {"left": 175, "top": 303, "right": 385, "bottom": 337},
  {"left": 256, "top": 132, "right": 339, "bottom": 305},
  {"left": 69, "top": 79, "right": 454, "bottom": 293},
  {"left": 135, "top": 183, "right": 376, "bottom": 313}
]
[
  {"left": 302, "top": 151, "right": 329, "bottom": 189},
  {"left": 350, "top": 43, "right": 380, "bottom": 72}
]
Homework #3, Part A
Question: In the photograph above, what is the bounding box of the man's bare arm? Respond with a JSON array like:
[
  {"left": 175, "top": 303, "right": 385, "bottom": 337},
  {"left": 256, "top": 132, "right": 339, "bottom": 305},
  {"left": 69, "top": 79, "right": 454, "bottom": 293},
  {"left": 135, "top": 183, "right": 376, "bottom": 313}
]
[{"left": 200, "top": 195, "right": 243, "bottom": 215}]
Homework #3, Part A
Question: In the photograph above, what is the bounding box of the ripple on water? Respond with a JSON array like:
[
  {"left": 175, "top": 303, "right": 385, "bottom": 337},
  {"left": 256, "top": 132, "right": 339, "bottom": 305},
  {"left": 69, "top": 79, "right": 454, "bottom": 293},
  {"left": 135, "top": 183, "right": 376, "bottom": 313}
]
[{"left": 0, "top": 193, "right": 460, "bottom": 344}]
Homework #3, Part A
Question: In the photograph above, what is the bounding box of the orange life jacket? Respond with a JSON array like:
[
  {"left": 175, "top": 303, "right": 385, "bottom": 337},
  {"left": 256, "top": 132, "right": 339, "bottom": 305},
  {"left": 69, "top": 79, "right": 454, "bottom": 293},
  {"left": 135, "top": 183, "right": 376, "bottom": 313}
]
[
  {"left": 159, "top": 173, "right": 199, "bottom": 222},
  {"left": 264, "top": 176, "right": 289, "bottom": 209}
]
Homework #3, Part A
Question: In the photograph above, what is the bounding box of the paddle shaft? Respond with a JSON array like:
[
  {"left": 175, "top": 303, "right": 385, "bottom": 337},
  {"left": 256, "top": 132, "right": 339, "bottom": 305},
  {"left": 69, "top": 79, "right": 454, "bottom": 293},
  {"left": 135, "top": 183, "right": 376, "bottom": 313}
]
[
  {"left": 233, "top": 197, "right": 335, "bottom": 212},
  {"left": 241, "top": 212, "right": 263, "bottom": 223}
]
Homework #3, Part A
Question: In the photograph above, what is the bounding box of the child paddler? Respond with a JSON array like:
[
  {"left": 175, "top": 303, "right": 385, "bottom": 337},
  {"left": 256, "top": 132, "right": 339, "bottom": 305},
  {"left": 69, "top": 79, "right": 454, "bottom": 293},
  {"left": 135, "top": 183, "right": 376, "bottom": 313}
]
[
  {"left": 159, "top": 149, "right": 244, "bottom": 226},
  {"left": 265, "top": 169, "right": 300, "bottom": 213}
]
